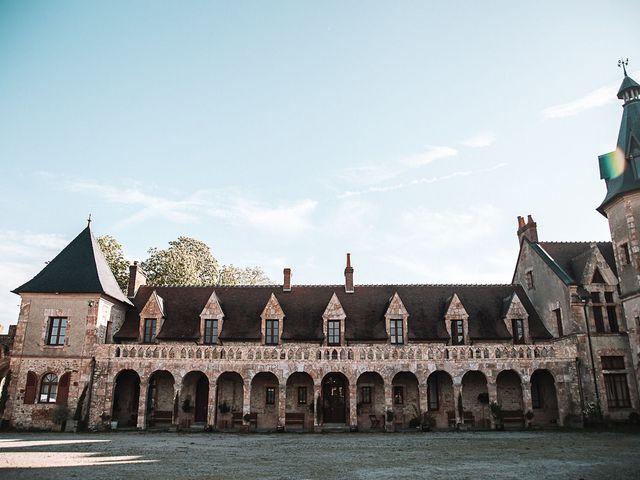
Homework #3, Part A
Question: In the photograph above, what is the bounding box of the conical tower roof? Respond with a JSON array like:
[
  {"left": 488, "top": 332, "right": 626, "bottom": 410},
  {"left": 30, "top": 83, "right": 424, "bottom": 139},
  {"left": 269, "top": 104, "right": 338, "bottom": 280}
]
[{"left": 12, "top": 225, "right": 132, "bottom": 305}]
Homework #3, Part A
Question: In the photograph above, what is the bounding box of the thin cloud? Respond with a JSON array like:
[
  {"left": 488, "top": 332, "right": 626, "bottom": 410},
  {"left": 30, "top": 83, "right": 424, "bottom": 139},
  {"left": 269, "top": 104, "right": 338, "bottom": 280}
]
[
  {"left": 460, "top": 132, "right": 496, "bottom": 148},
  {"left": 542, "top": 70, "right": 639, "bottom": 119}
]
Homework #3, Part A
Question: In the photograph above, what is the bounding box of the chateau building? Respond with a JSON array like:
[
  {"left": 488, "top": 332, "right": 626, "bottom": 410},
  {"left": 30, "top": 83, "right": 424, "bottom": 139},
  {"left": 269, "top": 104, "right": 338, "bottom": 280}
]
[{"left": 1, "top": 71, "right": 640, "bottom": 432}]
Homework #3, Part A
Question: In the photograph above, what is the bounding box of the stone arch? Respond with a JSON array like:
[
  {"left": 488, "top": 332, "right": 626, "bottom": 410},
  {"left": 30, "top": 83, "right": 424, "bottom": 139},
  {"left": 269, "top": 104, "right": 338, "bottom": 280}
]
[
  {"left": 356, "top": 372, "right": 384, "bottom": 430},
  {"left": 530, "top": 369, "right": 559, "bottom": 425},
  {"left": 179, "top": 371, "right": 209, "bottom": 426},
  {"left": 112, "top": 369, "right": 140, "bottom": 429},
  {"left": 391, "top": 371, "right": 419, "bottom": 430},
  {"left": 146, "top": 370, "right": 175, "bottom": 428},
  {"left": 426, "top": 370, "right": 454, "bottom": 429},
  {"left": 321, "top": 372, "right": 349, "bottom": 425},
  {"left": 461, "top": 370, "right": 489, "bottom": 429},
  {"left": 496, "top": 369, "right": 524, "bottom": 428},
  {"left": 285, "top": 372, "right": 314, "bottom": 430},
  {"left": 250, "top": 372, "right": 280, "bottom": 431},
  {"left": 216, "top": 372, "right": 244, "bottom": 430}
]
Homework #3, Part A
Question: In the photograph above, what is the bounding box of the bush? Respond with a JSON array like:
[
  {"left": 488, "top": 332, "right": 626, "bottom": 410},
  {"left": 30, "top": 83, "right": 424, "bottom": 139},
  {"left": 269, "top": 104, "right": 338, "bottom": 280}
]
[{"left": 52, "top": 405, "right": 70, "bottom": 425}]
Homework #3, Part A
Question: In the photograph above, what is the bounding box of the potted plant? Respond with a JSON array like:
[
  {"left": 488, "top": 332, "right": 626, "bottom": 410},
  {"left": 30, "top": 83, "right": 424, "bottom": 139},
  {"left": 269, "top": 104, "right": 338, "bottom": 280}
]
[
  {"left": 182, "top": 397, "right": 193, "bottom": 413},
  {"left": 52, "top": 405, "right": 70, "bottom": 432},
  {"left": 421, "top": 412, "right": 436, "bottom": 432},
  {"left": 218, "top": 401, "right": 231, "bottom": 414},
  {"left": 525, "top": 410, "right": 534, "bottom": 429},
  {"left": 489, "top": 401, "right": 503, "bottom": 430}
]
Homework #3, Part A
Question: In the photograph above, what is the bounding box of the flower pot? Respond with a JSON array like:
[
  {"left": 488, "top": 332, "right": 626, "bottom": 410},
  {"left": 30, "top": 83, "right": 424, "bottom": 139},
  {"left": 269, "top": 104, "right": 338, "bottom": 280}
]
[{"left": 111, "top": 420, "right": 118, "bottom": 430}]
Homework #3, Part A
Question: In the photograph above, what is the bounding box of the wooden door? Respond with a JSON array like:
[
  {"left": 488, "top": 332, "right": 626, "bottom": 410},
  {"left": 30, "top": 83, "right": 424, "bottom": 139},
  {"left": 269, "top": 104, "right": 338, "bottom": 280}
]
[
  {"left": 194, "top": 376, "right": 209, "bottom": 423},
  {"left": 322, "top": 375, "right": 346, "bottom": 423}
]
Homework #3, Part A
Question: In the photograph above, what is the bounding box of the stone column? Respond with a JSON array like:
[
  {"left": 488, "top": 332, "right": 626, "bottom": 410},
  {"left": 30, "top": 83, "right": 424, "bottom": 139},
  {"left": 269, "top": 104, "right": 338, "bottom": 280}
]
[
  {"left": 453, "top": 382, "right": 462, "bottom": 425},
  {"left": 384, "top": 383, "right": 393, "bottom": 431},
  {"left": 242, "top": 380, "right": 251, "bottom": 419},
  {"left": 313, "top": 382, "right": 322, "bottom": 431},
  {"left": 419, "top": 382, "right": 429, "bottom": 415},
  {"left": 487, "top": 382, "right": 498, "bottom": 429},
  {"left": 136, "top": 381, "right": 148, "bottom": 430},
  {"left": 522, "top": 381, "right": 533, "bottom": 415},
  {"left": 208, "top": 380, "right": 217, "bottom": 429},
  {"left": 556, "top": 382, "right": 567, "bottom": 427},
  {"left": 278, "top": 384, "right": 286, "bottom": 428},
  {"left": 172, "top": 388, "right": 180, "bottom": 427},
  {"left": 349, "top": 380, "right": 357, "bottom": 429}
]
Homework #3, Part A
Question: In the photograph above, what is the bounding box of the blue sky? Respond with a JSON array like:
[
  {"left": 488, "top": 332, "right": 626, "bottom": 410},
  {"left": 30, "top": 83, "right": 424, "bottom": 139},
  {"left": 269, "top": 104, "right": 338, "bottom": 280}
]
[{"left": 0, "top": 1, "right": 638, "bottom": 329}]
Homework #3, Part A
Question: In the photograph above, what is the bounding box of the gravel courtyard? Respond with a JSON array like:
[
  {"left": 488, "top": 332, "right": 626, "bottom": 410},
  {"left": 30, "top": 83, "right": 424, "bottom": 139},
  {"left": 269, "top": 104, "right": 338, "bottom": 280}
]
[{"left": 1, "top": 431, "right": 639, "bottom": 479}]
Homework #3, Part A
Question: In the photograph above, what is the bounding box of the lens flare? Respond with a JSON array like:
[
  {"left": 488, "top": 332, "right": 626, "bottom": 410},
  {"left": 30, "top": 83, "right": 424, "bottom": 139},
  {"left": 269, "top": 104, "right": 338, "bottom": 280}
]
[{"left": 599, "top": 147, "right": 626, "bottom": 179}]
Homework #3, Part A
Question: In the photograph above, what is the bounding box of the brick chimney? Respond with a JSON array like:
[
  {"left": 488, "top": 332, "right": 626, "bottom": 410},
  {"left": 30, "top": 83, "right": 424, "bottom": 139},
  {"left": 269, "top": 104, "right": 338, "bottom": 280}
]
[
  {"left": 127, "top": 261, "right": 147, "bottom": 297},
  {"left": 283, "top": 268, "right": 292, "bottom": 292},
  {"left": 344, "top": 253, "right": 354, "bottom": 293},
  {"left": 517, "top": 214, "right": 539, "bottom": 244}
]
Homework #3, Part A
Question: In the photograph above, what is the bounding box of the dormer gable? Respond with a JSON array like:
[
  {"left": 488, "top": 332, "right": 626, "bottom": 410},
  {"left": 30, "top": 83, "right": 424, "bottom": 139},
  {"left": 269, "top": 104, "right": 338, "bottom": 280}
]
[
  {"left": 139, "top": 289, "right": 164, "bottom": 342},
  {"left": 385, "top": 292, "right": 409, "bottom": 345},
  {"left": 580, "top": 244, "right": 618, "bottom": 286},
  {"left": 502, "top": 291, "right": 530, "bottom": 344},
  {"left": 261, "top": 293, "right": 284, "bottom": 345},
  {"left": 200, "top": 290, "right": 224, "bottom": 344},
  {"left": 444, "top": 293, "right": 469, "bottom": 345},
  {"left": 323, "top": 292, "right": 346, "bottom": 346}
]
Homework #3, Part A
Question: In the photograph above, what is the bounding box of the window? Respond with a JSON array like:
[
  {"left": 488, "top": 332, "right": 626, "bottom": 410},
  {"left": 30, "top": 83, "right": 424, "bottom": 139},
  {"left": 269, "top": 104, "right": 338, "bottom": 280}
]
[
  {"left": 265, "top": 319, "right": 279, "bottom": 345},
  {"left": 604, "top": 374, "right": 631, "bottom": 408},
  {"left": 621, "top": 242, "right": 631, "bottom": 265},
  {"left": 328, "top": 320, "right": 340, "bottom": 345},
  {"left": 361, "top": 386, "right": 372, "bottom": 405},
  {"left": 390, "top": 319, "right": 404, "bottom": 344},
  {"left": 451, "top": 320, "right": 464, "bottom": 345},
  {"left": 553, "top": 308, "right": 563, "bottom": 337},
  {"left": 512, "top": 319, "right": 525, "bottom": 344},
  {"left": 297, "top": 386, "right": 307, "bottom": 405},
  {"left": 393, "top": 386, "right": 404, "bottom": 405},
  {"left": 525, "top": 270, "right": 534, "bottom": 289},
  {"left": 604, "top": 292, "right": 619, "bottom": 333},
  {"left": 265, "top": 386, "right": 276, "bottom": 405},
  {"left": 590, "top": 292, "right": 605, "bottom": 333},
  {"left": 39, "top": 373, "right": 58, "bottom": 403},
  {"left": 203, "top": 319, "right": 218, "bottom": 344},
  {"left": 427, "top": 376, "right": 439, "bottom": 411},
  {"left": 143, "top": 318, "right": 156, "bottom": 343},
  {"left": 602, "top": 356, "right": 625, "bottom": 370},
  {"left": 46, "top": 317, "right": 67, "bottom": 346},
  {"left": 592, "top": 268, "right": 605, "bottom": 284}
]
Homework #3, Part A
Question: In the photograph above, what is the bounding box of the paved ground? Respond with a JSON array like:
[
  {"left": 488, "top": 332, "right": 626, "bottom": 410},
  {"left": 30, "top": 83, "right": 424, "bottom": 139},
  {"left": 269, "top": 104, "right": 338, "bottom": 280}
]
[{"left": 0, "top": 431, "right": 639, "bottom": 479}]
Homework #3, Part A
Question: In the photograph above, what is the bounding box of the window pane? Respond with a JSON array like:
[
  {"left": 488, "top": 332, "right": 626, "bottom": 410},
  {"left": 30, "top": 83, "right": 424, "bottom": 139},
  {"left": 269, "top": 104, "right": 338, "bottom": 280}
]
[
  {"left": 593, "top": 307, "right": 605, "bottom": 333},
  {"left": 607, "top": 306, "right": 619, "bottom": 333}
]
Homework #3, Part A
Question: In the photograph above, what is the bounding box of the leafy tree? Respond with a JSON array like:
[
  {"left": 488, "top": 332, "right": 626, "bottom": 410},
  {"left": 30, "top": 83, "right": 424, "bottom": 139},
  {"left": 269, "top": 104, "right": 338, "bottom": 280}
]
[
  {"left": 142, "top": 236, "right": 220, "bottom": 286},
  {"left": 218, "top": 264, "right": 273, "bottom": 286},
  {"left": 97, "top": 235, "right": 129, "bottom": 293}
]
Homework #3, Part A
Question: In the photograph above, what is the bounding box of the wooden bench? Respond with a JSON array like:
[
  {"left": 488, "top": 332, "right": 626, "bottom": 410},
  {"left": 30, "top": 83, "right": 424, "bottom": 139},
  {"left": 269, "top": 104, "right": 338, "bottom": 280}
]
[
  {"left": 151, "top": 410, "right": 173, "bottom": 424},
  {"left": 285, "top": 412, "right": 305, "bottom": 429},
  {"left": 447, "top": 410, "right": 475, "bottom": 427},
  {"left": 500, "top": 410, "right": 524, "bottom": 428}
]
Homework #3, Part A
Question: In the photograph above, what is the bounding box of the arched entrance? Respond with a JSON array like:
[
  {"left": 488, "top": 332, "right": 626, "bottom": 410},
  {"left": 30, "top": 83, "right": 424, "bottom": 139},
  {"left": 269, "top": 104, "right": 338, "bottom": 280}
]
[
  {"left": 286, "top": 372, "right": 314, "bottom": 430},
  {"left": 147, "top": 370, "right": 175, "bottom": 428},
  {"left": 112, "top": 370, "right": 140, "bottom": 428},
  {"left": 461, "top": 370, "right": 489, "bottom": 428},
  {"left": 250, "top": 372, "right": 280, "bottom": 431},
  {"left": 426, "top": 370, "right": 454, "bottom": 429},
  {"left": 530, "top": 369, "right": 559, "bottom": 425},
  {"left": 356, "top": 372, "right": 384, "bottom": 431},
  {"left": 216, "top": 372, "right": 244, "bottom": 430},
  {"left": 322, "top": 373, "right": 348, "bottom": 424},
  {"left": 497, "top": 370, "right": 524, "bottom": 428},
  {"left": 180, "top": 371, "right": 209, "bottom": 427},
  {"left": 392, "top": 371, "right": 420, "bottom": 430}
]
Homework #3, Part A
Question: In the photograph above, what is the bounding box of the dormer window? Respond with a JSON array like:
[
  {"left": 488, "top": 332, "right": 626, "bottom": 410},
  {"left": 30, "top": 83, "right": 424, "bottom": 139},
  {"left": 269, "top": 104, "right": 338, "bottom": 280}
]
[
  {"left": 265, "top": 319, "right": 279, "bottom": 345},
  {"left": 390, "top": 319, "right": 404, "bottom": 344},
  {"left": 203, "top": 319, "right": 218, "bottom": 344},
  {"left": 512, "top": 319, "right": 525, "bottom": 344},
  {"left": 451, "top": 320, "right": 464, "bottom": 345},
  {"left": 525, "top": 270, "right": 534, "bottom": 289},
  {"left": 46, "top": 317, "right": 67, "bottom": 346},
  {"left": 143, "top": 318, "right": 156, "bottom": 343},
  {"left": 328, "top": 320, "right": 341, "bottom": 345}
]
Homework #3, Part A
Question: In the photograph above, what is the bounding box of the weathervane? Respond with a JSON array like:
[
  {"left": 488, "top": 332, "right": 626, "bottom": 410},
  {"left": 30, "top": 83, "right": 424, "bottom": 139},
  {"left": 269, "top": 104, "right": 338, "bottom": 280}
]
[
  {"left": 619, "top": 58, "right": 629, "bottom": 76},
  {"left": 87, "top": 213, "right": 92, "bottom": 227}
]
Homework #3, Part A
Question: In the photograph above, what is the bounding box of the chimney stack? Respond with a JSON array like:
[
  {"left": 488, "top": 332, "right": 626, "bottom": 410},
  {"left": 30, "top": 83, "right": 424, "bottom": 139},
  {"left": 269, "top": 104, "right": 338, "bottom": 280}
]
[
  {"left": 283, "top": 268, "right": 292, "bottom": 292},
  {"left": 127, "top": 261, "right": 147, "bottom": 297},
  {"left": 344, "top": 253, "right": 354, "bottom": 293},
  {"left": 517, "top": 214, "right": 539, "bottom": 244}
]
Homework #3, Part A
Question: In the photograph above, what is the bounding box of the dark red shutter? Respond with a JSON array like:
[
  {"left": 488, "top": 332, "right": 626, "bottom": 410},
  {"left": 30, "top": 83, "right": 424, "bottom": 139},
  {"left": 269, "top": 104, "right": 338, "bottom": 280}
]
[
  {"left": 57, "top": 372, "right": 71, "bottom": 405},
  {"left": 24, "top": 371, "right": 37, "bottom": 404}
]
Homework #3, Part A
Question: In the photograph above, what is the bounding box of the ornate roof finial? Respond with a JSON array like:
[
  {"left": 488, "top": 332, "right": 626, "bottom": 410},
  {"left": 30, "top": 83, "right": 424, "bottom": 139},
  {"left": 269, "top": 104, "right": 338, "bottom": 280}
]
[
  {"left": 87, "top": 213, "right": 92, "bottom": 227},
  {"left": 619, "top": 58, "right": 629, "bottom": 77}
]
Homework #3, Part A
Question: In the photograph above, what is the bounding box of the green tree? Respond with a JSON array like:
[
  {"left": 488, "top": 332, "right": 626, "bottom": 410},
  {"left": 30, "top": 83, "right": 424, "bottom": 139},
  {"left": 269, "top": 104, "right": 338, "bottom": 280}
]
[
  {"left": 97, "top": 235, "right": 129, "bottom": 293},
  {"left": 218, "top": 264, "right": 273, "bottom": 286},
  {"left": 142, "top": 236, "right": 220, "bottom": 286}
]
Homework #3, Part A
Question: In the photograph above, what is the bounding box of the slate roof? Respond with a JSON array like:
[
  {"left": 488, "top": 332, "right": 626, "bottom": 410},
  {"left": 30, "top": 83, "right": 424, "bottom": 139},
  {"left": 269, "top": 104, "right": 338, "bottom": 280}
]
[
  {"left": 114, "top": 283, "right": 551, "bottom": 342},
  {"left": 532, "top": 240, "right": 617, "bottom": 285},
  {"left": 598, "top": 74, "right": 640, "bottom": 213},
  {"left": 12, "top": 226, "right": 132, "bottom": 305}
]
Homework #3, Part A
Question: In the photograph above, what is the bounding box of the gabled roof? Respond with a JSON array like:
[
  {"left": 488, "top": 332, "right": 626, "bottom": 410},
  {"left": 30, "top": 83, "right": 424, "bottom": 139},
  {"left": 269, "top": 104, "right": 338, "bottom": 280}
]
[
  {"left": 12, "top": 226, "right": 132, "bottom": 305},
  {"left": 114, "top": 284, "right": 551, "bottom": 342},
  {"left": 530, "top": 240, "right": 617, "bottom": 285}
]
